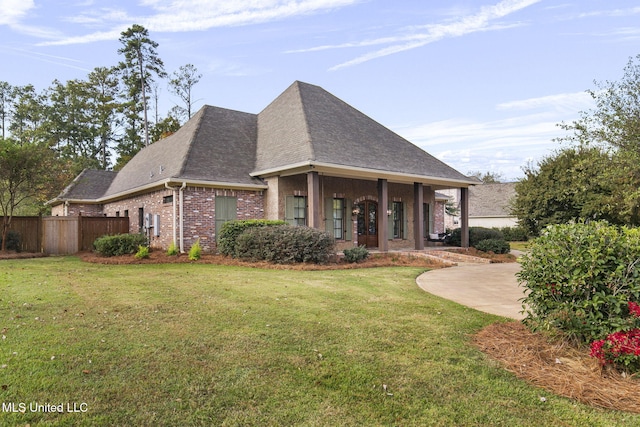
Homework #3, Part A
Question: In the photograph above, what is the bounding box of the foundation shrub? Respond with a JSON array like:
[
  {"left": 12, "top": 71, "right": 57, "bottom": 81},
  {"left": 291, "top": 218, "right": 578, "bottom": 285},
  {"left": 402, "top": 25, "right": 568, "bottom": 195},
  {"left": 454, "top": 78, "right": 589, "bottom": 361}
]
[
  {"left": 188, "top": 239, "right": 202, "bottom": 261},
  {"left": 93, "top": 233, "right": 148, "bottom": 257},
  {"left": 134, "top": 245, "right": 150, "bottom": 259},
  {"left": 218, "top": 219, "right": 287, "bottom": 257},
  {"left": 235, "top": 225, "right": 335, "bottom": 264},
  {"left": 518, "top": 221, "right": 640, "bottom": 344},
  {"left": 343, "top": 245, "right": 370, "bottom": 263}
]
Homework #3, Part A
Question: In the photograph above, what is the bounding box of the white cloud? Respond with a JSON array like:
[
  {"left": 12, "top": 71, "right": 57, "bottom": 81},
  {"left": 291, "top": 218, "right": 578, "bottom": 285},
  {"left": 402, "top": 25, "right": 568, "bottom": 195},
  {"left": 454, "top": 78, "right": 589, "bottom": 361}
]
[
  {"left": 0, "top": 0, "right": 35, "bottom": 26},
  {"left": 393, "top": 90, "right": 596, "bottom": 180},
  {"left": 312, "top": 0, "right": 542, "bottom": 71},
  {"left": 39, "top": 0, "right": 361, "bottom": 46},
  {"left": 496, "top": 91, "right": 594, "bottom": 114},
  {"left": 579, "top": 7, "right": 640, "bottom": 18}
]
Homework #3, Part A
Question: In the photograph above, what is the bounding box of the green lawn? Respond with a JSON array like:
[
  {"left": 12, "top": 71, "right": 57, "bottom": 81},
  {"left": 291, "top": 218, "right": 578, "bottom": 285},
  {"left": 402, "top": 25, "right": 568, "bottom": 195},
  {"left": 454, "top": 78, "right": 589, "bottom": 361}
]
[{"left": 0, "top": 257, "right": 637, "bottom": 426}]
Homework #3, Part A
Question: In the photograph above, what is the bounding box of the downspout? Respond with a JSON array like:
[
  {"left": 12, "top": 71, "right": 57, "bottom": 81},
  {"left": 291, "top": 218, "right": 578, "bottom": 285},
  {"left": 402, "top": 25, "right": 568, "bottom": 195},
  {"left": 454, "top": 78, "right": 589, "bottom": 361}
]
[
  {"left": 179, "top": 182, "right": 186, "bottom": 253},
  {"left": 165, "top": 181, "right": 187, "bottom": 253},
  {"left": 164, "top": 183, "right": 178, "bottom": 247}
]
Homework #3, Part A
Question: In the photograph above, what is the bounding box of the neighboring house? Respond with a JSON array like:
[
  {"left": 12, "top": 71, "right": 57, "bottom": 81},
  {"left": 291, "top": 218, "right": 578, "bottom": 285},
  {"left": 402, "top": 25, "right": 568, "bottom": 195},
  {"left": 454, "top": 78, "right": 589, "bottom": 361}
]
[
  {"left": 50, "top": 81, "right": 477, "bottom": 252},
  {"left": 468, "top": 182, "right": 518, "bottom": 228}
]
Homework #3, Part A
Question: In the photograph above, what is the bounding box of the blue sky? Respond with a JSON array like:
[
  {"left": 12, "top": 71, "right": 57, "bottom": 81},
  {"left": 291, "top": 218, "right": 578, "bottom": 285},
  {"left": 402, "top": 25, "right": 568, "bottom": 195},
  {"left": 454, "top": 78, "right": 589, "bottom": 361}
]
[{"left": 2, "top": 0, "right": 639, "bottom": 180}]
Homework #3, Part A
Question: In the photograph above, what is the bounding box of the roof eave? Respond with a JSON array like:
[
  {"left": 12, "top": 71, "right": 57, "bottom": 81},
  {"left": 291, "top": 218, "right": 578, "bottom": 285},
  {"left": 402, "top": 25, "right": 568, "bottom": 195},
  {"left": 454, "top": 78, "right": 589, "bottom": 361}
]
[{"left": 251, "top": 161, "right": 478, "bottom": 188}]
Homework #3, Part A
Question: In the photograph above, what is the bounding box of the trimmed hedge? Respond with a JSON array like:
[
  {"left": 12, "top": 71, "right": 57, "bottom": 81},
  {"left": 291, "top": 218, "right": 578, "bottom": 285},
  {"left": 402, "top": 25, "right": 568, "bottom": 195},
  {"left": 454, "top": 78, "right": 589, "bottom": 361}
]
[
  {"left": 518, "top": 221, "right": 640, "bottom": 344},
  {"left": 494, "top": 226, "right": 529, "bottom": 242},
  {"left": 343, "top": 245, "right": 370, "bottom": 263},
  {"left": 218, "top": 219, "right": 287, "bottom": 256},
  {"left": 475, "top": 238, "right": 510, "bottom": 254},
  {"left": 235, "top": 225, "right": 335, "bottom": 264},
  {"left": 94, "top": 234, "right": 148, "bottom": 257},
  {"left": 447, "top": 227, "right": 504, "bottom": 247}
]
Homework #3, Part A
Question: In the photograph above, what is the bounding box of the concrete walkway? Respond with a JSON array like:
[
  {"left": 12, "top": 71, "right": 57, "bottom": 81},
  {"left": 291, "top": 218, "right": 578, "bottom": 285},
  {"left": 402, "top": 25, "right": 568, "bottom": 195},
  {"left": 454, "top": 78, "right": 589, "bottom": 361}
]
[{"left": 416, "top": 262, "right": 527, "bottom": 319}]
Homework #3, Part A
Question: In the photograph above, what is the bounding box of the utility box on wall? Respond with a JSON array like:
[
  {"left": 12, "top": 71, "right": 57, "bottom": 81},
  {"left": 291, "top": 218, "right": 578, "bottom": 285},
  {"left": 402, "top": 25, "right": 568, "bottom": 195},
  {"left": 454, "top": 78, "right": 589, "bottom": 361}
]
[{"left": 153, "top": 214, "right": 160, "bottom": 237}]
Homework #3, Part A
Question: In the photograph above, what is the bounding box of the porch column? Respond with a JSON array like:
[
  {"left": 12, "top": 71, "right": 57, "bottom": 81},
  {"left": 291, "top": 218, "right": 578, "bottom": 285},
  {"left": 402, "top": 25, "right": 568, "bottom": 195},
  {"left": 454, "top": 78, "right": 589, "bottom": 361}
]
[
  {"left": 460, "top": 187, "right": 470, "bottom": 248},
  {"left": 378, "top": 178, "right": 389, "bottom": 252},
  {"left": 414, "top": 182, "right": 424, "bottom": 250},
  {"left": 307, "top": 171, "right": 320, "bottom": 229}
]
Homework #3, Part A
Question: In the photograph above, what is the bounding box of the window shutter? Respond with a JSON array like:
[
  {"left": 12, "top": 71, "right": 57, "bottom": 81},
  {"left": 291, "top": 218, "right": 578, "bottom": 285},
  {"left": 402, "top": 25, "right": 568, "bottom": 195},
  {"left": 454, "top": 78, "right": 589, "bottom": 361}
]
[
  {"left": 324, "top": 197, "right": 333, "bottom": 234},
  {"left": 285, "top": 196, "right": 295, "bottom": 225},
  {"left": 215, "top": 197, "right": 237, "bottom": 240},
  {"left": 345, "top": 198, "right": 352, "bottom": 241},
  {"left": 403, "top": 202, "right": 408, "bottom": 240},
  {"left": 387, "top": 202, "right": 394, "bottom": 240}
]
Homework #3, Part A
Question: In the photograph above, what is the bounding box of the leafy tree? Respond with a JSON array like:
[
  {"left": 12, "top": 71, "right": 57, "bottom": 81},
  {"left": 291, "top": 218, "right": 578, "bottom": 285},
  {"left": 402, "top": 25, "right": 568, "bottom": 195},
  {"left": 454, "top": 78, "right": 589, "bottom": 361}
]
[
  {"left": 0, "top": 81, "right": 13, "bottom": 139},
  {"left": 8, "top": 85, "right": 46, "bottom": 145},
  {"left": 169, "top": 64, "right": 202, "bottom": 121},
  {"left": 0, "top": 139, "right": 64, "bottom": 250},
  {"left": 514, "top": 55, "right": 640, "bottom": 234},
  {"left": 117, "top": 24, "right": 167, "bottom": 149},
  {"left": 467, "top": 170, "right": 504, "bottom": 183},
  {"left": 85, "top": 66, "right": 120, "bottom": 169},
  {"left": 512, "top": 147, "right": 627, "bottom": 235},
  {"left": 150, "top": 115, "right": 181, "bottom": 142}
]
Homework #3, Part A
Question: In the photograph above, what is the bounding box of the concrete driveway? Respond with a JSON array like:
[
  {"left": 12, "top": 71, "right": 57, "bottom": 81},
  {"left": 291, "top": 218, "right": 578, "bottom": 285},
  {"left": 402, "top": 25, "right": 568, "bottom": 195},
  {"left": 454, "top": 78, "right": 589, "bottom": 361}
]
[{"left": 416, "top": 262, "right": 527, "bottom": 319}]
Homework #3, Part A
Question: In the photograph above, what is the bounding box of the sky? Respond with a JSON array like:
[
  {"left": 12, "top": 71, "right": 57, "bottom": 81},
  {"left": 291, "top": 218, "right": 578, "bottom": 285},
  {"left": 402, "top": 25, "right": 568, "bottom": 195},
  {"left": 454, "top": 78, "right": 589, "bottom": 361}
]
[{"left": 2, "top": 0, "right": 639, "bottom": 181}]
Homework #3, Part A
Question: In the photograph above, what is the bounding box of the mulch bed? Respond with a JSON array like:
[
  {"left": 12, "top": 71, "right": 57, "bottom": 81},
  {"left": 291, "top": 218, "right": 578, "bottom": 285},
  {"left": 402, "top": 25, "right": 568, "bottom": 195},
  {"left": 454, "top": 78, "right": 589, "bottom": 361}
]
[
  {"left": 77, "top": 251, "right": 452, "bottom": 270},
  {"left": 474, "top": 321, "right": 640, "bottom": 413}
]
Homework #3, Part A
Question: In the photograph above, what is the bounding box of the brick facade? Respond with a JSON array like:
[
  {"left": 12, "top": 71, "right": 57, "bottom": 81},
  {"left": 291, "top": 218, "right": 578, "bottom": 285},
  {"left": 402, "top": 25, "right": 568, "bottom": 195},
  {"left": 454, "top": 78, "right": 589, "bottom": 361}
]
[{"left": 61, "top": 176, "right": 444, "bottom": 253}]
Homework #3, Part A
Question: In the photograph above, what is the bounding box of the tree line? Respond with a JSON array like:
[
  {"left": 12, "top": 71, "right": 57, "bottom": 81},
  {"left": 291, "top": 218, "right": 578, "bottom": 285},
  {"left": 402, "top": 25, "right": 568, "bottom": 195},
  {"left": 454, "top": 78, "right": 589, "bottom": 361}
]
[
  {"left": 0, "top": 24, "right": 201, "bottom": 173},
  {"left": 512, "top": 54, "right": 640, "bottom": 235},
  {"left": 0, "top": 25, "right": 202, "bottom": 249}
]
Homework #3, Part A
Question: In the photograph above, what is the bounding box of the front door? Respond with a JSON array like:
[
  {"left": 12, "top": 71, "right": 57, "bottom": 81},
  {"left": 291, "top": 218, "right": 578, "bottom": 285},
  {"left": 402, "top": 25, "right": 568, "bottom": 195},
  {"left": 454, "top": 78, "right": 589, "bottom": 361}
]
[{"left": 356, "top": 200, "right": 378, "bottom": 248}]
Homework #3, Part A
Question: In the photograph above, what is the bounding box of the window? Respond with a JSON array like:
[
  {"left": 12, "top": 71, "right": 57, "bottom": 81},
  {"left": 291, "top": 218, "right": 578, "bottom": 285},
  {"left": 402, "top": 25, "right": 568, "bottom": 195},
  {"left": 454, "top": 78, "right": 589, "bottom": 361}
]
[
  {"left": 163, "top": 195, "right": 173, "bottom": 204},
  {"left": 215, "top": 196, "right": 237, "bottom": 240},
  {"left": 332, "top": 198, "right": 344, "bottom": 239},
  {"left": 392, "top": 201, "right": 403, "bottom": 239},
  {"left": 286, "top": 196, "right": 307, "bottom": 226},
  {"left": 293, "top": 196, "right": 306, "bottom": 226},
  {"left": 423, "top": 203, "right": 434, "bottom": 237}
]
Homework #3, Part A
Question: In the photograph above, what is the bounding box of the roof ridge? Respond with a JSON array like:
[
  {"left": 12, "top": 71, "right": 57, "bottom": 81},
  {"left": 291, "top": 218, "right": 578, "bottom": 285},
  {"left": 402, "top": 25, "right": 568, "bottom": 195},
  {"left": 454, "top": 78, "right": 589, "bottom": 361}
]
[
  {"left": 292, "top": 81, "right": 315, "bottom": 162},
  {"left": 177, "top": 106, "right": 208, "bottom": 177}
]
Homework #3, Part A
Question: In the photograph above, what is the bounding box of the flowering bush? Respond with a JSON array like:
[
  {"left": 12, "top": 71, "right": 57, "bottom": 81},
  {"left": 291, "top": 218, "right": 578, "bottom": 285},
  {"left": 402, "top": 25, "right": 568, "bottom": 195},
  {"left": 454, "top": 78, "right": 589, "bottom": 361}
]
[
  {"left": 518, "top": 221, "right": 640, "bottom": 343},
  {"left": 590, "top": 301, "right": 640, "bottom": 372}
]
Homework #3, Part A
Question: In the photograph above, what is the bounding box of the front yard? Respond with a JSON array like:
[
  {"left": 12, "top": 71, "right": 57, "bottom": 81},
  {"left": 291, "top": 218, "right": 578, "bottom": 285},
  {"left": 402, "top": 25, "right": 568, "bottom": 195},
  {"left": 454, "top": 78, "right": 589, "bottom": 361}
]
[{"left": 1, "top": 257, "right": 638, "bottom": 426}]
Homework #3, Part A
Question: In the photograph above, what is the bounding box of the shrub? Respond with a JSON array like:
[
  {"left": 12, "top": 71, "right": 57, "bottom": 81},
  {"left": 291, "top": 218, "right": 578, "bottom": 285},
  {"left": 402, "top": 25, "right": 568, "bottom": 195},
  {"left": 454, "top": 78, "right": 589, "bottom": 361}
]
[
  {"left": 447, "top": 227, "right": 503, "bottom": 247},
  {"left": 218, "top": 219, "right": 287, "bottom": 257},
  {"left": 166, "top": 241, "right": 179, "bottom": 256},
  {"left": 518, "top": 221, "right": 640, "bottom": 344},
  {"left": 343, "top": 245, "right": 369, "bottom": 263},
  {"left": 235, "top": 225, "right": 335, "bottom": 264},
  {"left": 188, "top": 239, "right": 202, "bottom": 261},
  {"left": 0, "top": 230, "right": 21, "bottom": 252},
  {"left": 475, "top": 238, "right": 510, "bottom": 254},
  {"left": 94, "top": 234, "right": 148, "bottom": 257},
  {"left": 135, "top": 245, "right": 150, "bottom": 259},
  {"left": 495, "top": 226, "right": 529, "bottom": 242}
]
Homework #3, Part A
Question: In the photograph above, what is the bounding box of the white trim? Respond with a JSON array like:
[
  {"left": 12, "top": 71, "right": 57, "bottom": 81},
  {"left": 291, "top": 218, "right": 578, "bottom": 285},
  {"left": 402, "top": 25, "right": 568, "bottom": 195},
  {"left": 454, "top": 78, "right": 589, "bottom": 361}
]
[{"left": 251, "top": 161, "right": 477, "bottom": 187}]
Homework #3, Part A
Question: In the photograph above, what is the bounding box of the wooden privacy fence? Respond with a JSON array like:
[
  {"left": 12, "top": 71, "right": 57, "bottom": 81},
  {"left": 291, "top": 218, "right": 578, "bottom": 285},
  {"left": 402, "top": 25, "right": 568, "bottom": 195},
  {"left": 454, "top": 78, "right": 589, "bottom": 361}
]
[
  {"left": 5, "top": 216, "right": 42, "bottom": 253},
  {"left": 7, "top": 216, "right": 129, "bottom": 255}
]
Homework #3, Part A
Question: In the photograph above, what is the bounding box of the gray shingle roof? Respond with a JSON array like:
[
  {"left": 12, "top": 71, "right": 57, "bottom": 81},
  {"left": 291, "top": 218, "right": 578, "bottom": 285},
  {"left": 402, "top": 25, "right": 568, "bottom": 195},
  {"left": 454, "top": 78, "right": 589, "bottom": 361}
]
[
  {"left": 55, "top": 169, "right": 117, "bottom": 201},
  {"left": 256, "top": 81, "right": 474, "bottom": 183},
  {"left": 469, "top": 182, "right": 517, "bottom": 217},
  {"left": 53, "top": 81, "right": 476, "bottom": 204},
  {"left": 104, "top": 106, "right": 264, "bottom": 198}
]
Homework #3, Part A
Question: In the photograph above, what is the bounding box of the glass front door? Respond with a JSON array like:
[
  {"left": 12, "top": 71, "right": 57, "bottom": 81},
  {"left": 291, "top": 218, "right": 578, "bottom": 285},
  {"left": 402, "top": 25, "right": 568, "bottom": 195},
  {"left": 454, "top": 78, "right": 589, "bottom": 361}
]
[{"left": 356, "top": 200, "right": 378, "bottom": 248}]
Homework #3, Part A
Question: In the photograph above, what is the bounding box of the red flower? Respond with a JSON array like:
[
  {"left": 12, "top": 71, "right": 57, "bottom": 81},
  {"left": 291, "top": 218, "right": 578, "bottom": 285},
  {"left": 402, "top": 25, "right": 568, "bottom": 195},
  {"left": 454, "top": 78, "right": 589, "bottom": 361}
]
[{"left": 629, "top": 301, "right": 640, "bottom": 318}]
